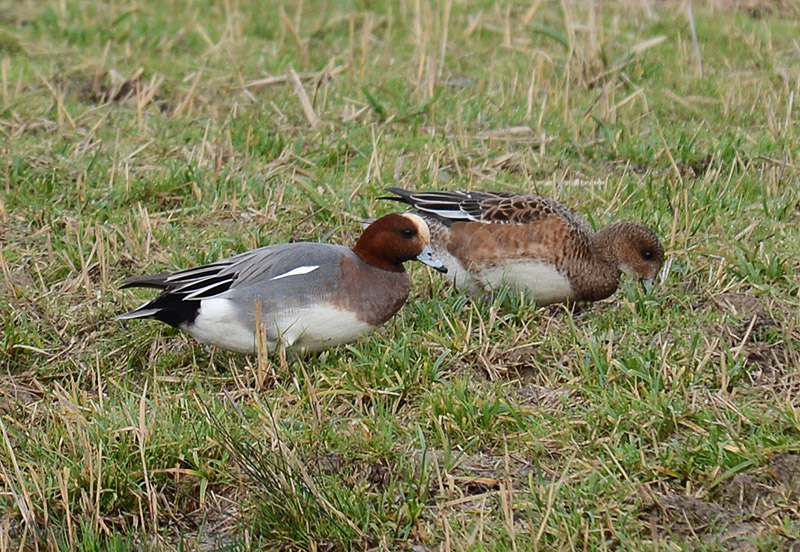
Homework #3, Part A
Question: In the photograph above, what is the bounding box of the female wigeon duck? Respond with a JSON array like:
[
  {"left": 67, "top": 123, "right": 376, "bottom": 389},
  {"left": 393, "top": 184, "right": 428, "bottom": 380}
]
[
  {"left": 384, "top": 188, "right": 664, "bottom": 306},
  {"left": 115, "top": 213, "right": 446, "bottom": 354}
]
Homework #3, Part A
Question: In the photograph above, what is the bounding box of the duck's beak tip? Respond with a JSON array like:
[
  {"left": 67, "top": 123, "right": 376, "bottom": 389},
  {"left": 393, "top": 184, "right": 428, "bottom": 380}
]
[
  {"left": 417, "top": 246, "right": 447, "bottom": 273},
  {"left": 640, "top": 277, "right": 656, "bottom": 294}
]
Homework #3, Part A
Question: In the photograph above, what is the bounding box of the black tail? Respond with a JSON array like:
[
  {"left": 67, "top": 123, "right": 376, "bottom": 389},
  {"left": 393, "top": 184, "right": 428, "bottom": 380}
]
[
  {"left": 115, "top": 273, "right": 200, "bottom": 328},
  {"left": 119, "top": 273, "right": 173, "bottom": 290},
  {"left": 380, "top": 187, "right": 470, "bottom": 226},
  {"left": 378, "top": 187, "right": 416, "bottom": 204}
]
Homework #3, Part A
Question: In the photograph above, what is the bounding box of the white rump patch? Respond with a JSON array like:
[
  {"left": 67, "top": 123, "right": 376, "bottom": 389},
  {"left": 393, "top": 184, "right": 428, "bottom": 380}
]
[
  {"left": 269, "top": 265, "right": 319, "bottom": 281},
  {"left": 186, "top": 298, "right": 256, "bottom": 353}
]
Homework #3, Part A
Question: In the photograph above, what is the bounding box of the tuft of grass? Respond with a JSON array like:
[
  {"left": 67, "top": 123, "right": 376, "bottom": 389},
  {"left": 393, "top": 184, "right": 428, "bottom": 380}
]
[{"left": 205, "top": 397, "right": 365, "bottom": 549}]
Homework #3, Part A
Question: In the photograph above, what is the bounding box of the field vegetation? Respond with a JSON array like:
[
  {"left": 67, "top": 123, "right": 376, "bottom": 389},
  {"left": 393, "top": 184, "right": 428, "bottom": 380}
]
[{"left": 1, "top": 0, "right": 799, "bottom": 550}]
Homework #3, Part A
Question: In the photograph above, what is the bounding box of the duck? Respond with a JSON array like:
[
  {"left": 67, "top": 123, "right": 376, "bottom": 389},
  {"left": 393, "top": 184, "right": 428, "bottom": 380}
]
[
  {"left": 115, "top": 213, "right": 447, "bottom": 354},
  {"left": 383, "top": 187, "right": 664, "bottom": 305}
]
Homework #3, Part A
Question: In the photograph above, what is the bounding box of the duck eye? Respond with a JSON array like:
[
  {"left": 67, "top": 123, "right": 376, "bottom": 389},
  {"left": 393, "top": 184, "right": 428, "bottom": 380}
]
[{"left": 400, "top": 228, "right": 415, "bottom": 238}]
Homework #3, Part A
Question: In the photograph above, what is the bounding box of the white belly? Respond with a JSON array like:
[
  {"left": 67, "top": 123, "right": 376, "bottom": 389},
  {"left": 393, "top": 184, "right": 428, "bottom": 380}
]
[
  {"left": 185, "top": 298, "right": 374, "bottom": 354},
  {"left": 278, "top": 305, "right": 374, "bottom": 353},
  {"left": 467, "top": 261, "right": 573, "bottom": 305}
]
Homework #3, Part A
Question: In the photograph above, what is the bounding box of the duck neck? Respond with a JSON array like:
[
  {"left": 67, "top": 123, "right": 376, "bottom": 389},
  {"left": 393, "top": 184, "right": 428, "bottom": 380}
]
[{"left": 574, "top": 224, "right": 625, "bottom": 301}]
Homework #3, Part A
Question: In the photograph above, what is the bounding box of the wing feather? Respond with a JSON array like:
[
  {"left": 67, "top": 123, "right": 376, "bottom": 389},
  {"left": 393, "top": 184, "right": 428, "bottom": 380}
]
[{"left": 384, "top": 187, "right": 593, "bottom": 234}]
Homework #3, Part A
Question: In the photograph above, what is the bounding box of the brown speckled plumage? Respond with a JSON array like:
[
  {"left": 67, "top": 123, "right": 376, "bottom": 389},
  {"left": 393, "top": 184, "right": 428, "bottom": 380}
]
[{"left": 384, "top": 188, "right": 665, "bottom": 305}]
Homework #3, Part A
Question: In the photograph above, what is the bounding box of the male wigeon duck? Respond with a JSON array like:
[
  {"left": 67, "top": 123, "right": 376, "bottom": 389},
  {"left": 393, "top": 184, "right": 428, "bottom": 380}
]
[
  {"left": 384, "top": 188, "right": 664, "bottom": 306},
  {"left": 115, "top": 213, "right": 446, "bottom": 354}
]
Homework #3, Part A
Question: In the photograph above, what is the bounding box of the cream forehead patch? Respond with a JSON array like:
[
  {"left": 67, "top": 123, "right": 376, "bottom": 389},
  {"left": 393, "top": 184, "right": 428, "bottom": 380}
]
[{"left": 401, "top": 213, "right": 430, "bottom": 243}]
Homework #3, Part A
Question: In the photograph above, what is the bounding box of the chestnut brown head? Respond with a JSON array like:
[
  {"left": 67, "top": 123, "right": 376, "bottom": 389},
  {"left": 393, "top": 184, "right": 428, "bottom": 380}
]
[{"left": 353, "top": 213, "right": 446, "bottom": 273}]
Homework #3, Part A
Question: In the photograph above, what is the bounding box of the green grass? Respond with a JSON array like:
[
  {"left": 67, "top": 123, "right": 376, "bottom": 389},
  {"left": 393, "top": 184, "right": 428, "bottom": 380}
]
[{"left": 2, "top": 0, "right": 800, "bottom": 550}]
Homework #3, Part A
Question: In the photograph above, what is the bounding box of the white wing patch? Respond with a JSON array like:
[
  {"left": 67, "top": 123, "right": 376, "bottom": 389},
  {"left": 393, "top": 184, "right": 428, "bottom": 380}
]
[{"left": 269, "top": 265, "right": 320, "bottom": 281}]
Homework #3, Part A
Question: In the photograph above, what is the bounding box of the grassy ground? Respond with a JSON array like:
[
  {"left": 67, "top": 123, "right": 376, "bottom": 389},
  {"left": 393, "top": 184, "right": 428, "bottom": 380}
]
[{"left": 1, "top": 0, "right": 799, "bottom": 549}]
